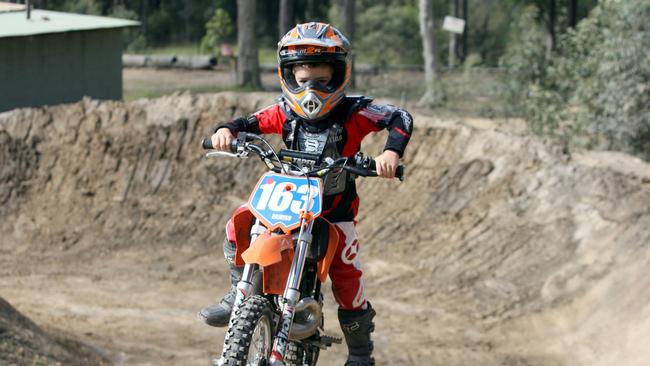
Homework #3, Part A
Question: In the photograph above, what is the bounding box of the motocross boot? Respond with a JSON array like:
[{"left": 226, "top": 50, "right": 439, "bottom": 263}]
[
  {"left": 338, "top": 303, "right": 376, "bottom": 366},
  {"left": 198, "top": 239, "right": 243, "bottom": 327}
]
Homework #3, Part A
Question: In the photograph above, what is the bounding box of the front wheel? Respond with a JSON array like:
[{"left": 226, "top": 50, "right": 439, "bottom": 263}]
[{"left": 220, "top": 295, "right": 274, "bottom": 366}]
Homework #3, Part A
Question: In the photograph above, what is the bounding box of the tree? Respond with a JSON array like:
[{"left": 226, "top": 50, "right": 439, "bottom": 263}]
[
  {"left": 279, "top": 0, "right": 294, "bottom": 38},
  {"left": 338, "top": 0, "right": 355, "bottom": 88},
  {"left": 417, "top": 0, "right": 442, "bottom": 107},
  {"left": 342, "top": 0, "right": 355, "bottom": 42},
  {"left": 201, "top": 8, "right": 233, "bottom": 55},
  {"left": 236, "top": 0, "right": 262, "bottom": 89}
]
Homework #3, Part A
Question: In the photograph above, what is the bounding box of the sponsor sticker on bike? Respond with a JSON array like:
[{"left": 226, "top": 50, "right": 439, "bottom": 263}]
[{"left": 248, "top": 172, "right": 323, "bottom": 231}]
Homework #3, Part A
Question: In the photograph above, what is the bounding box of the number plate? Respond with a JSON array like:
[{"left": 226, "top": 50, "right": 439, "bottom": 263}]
[{"left": 248, "top": 172, "right": 323, "bottom": 231}]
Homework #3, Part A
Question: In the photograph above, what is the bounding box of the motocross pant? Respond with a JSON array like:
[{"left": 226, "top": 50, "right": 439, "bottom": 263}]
[{"left": 224, "top": 206, "right": 368, "bottom": 311}]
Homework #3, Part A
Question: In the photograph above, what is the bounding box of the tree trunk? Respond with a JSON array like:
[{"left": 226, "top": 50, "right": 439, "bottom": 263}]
[
  {"left": 418, "top": 0, "right": 441, "bottom": 107},
  {"left": 548, "top": 0, "right": 557, "bottom": 51},
  {"left": 183, "top": 1, "right": 191, "bottom": 43},
  {"left": 461, "top": 0, "right": 467, "bottom": 62},
  {"left": 568, "top": 0, "right": 577, "bottom": 28},
  {"left": 448, "top": 0, "right": 458, "bottom": 68},
  {"left": 341, "top": 0, "right": 355, "bottom": 88},
  {"left": 279, "top": 0, "right": 294, "bottom": 39},
  {"left": 141, "top": 0, "right": 148, "bottom": 36},
  {"left": 343, "top": 0, "right": 355, "bottom": 41},
  {"left": 237, "top": 0, "right": 262, "bottom": 89}
]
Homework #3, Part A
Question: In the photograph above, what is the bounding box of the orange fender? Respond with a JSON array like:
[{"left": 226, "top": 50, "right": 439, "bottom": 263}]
[
  {"left": 241, "top": 232, "right": 293, "bottom": 266},
  {"left": 242, "top": 232, "right": 295, "bottom": 295}
]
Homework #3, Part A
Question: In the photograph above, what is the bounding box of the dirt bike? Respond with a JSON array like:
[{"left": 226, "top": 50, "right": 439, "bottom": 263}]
[{"left": 201, "top": 132, "right": 404, "bottom": 366}]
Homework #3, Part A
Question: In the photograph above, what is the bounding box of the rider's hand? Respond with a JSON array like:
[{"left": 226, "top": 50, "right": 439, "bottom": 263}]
[
  {"left": 211, "top": 128, "right": 235, "bottom": 152},
  {"left": 374, "top": 150, "right": 400, "bottom": 178}
]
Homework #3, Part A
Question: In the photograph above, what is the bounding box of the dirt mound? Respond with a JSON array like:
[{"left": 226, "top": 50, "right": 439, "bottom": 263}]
[
  {"left": 1, "top": 92, "right": 649, "bottom": 365},
  {"left": 0, "top": 296, "right": 109, "bottom": 366}
]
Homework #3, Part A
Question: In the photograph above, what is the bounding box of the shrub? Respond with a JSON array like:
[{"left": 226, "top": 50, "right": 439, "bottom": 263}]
[
  {"left": 200, "top": 8, "right": 234, "bottom": 55},
  {"left": 504, "top": 0, "right": 650, "bottom": 159}
]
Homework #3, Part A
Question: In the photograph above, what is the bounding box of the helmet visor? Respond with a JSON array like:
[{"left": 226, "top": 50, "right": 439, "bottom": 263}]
[{"left": 280, "top": 58, "right": 347, "bottom": 94}]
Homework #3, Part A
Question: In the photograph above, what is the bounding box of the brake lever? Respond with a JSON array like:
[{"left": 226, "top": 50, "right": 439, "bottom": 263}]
[{"left": 205, "top": 151, "right": 248, "bottom": 159}]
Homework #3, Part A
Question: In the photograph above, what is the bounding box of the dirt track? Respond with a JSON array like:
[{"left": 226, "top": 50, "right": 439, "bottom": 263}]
[{"left": 2, "top": 92, "right": 650, "bottom": 365}]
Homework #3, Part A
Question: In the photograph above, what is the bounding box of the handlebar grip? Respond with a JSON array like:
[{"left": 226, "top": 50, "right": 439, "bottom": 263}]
[
  {"left": 203, "top": 137, "right": 241, "bottom": 153},
  {"left": 367, "top": 160, "right": 405, "bottom": 181},
  {"left": 395, "top": 166, "right": 405, "bottom": 181},
  {"left": 230, "top": 139, "right": 239, "bottom": 153},
  {"left": 202, "top": 138, "right": 213, "bottom": 150},
  {"left": 345, "top": 166, "right": 372, "bottom": 177}
]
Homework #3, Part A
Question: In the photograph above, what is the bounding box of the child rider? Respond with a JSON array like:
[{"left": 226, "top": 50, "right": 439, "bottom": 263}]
[{"left": 199, "top": 22, "right": 413, "bottom": 366}]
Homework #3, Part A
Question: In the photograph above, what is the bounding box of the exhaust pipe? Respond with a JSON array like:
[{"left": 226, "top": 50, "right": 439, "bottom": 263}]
[{"left": 289, "top": 298, "right": 322, "bottom": 340}]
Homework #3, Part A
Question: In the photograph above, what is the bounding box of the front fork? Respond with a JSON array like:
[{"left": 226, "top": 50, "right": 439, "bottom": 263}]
[
  {"left": 216, "top": 217, "right": 314, "bottom": 366},
  {"left": 216, "top": 219, "right": 266, "bottom": 366},
  {"left": 269, "top": 217, "right": 314, "bottom": 366}
]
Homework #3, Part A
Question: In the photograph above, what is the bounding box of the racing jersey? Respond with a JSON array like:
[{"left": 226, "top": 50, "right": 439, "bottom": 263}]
[{"left": 216, "top": 96, "right": 413, "bottom": 222}]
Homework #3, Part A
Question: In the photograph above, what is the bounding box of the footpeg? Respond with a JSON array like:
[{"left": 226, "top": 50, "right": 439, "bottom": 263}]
[
  {"left": 303, "top": 334, "right": 342, "bottom": 349},
  {"left": 321, "top": 334, "right": 343, "bottom": 346}
]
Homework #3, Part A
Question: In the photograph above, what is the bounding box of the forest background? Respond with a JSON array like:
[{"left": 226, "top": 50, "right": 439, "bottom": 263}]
[{"left": 14, "top": 0, "right": 650, "bottom": 160}]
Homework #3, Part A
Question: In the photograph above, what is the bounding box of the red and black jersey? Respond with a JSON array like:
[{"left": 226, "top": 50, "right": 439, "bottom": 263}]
[{"left": 216, "top": 96, "right": 413, "bottom": 222}]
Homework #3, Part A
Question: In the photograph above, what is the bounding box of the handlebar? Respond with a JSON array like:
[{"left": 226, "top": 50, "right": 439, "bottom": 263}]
[
  {"left": 202, "top": 133, "right": 405, "bottom": 181},
  {"left": 201, "top": 137, "right": 214, "bottom": 150}
]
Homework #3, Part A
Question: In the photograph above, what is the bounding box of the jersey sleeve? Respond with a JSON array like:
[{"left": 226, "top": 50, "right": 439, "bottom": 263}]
[
  {"left": 352, "top": 103, "right": 413, "bottom": 157},
  {"left": 214, "top": 103, "right": 286, "bottom": 135}
]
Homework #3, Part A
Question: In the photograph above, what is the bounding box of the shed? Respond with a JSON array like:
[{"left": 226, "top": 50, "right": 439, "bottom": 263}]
[{"left": 0, "top": 4, "right": 139, "bottom": 112}]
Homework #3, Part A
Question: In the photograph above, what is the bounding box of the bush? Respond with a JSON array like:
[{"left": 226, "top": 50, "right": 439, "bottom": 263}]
[{"left": 507, "top": 0, "right": 650, "bottom": 159}]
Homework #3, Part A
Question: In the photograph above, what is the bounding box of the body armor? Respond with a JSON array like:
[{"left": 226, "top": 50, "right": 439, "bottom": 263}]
[{"left": 287, "top": 120, "right": 349, "bottom": 196}]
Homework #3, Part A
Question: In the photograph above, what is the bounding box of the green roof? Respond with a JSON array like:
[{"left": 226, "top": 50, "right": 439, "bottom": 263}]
[{"left": 0, "top": 9, "right": 139, "bottom": 38}]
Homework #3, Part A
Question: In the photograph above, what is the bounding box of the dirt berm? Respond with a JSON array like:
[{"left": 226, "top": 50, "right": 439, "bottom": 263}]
[{"left": 1, "top": 92, "right": 649, "bottom": 366}]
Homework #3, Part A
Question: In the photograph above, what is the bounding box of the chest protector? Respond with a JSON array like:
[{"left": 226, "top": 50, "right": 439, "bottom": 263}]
[
  {"left": 284, "top": 120, "right": 347, "bottom": 196},
  {"left": 281, "top": 96, "right": 371, "bottom": 196}
]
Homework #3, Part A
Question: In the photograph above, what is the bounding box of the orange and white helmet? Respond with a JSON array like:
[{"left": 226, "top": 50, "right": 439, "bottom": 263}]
[{"left": 277, "top": 22, "right": 352, "bottom": 121}]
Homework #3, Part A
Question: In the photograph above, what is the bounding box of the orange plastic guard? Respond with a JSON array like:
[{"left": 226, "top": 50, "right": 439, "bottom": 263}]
[
  {"left": 317, "top": 220, "right": 340, "bottom": 282},
  {"left": 263, "top": 248, "right": 294, "bottom": 295},
  {"left": 241, "top": 232, "right": 293, "bottom": 267},
  {"left": 233, "top": 207, "right": 255, "bottom": 266}
]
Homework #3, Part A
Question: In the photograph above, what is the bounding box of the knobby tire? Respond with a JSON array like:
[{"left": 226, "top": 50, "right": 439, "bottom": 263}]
[{"left": 220, "top": 295, "right": 274, "bottom": 366}]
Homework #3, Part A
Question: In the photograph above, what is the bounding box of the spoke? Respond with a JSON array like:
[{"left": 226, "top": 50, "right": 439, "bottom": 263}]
[{"left": 247, "top": 315, "right": 270, "bottom": 365}]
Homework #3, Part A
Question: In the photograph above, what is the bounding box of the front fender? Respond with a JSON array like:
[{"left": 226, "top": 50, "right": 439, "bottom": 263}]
[
  {"left": 241, "top": 232, "right": 293, "bottom": 266},
  {"left": 242, "top": 232, "right": 295, "bottom": 295}
]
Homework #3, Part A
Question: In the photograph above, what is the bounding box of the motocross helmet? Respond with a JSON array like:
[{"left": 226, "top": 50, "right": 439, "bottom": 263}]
[{"left": 277, "top": 22, "right": 352, "bottom": 121}]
